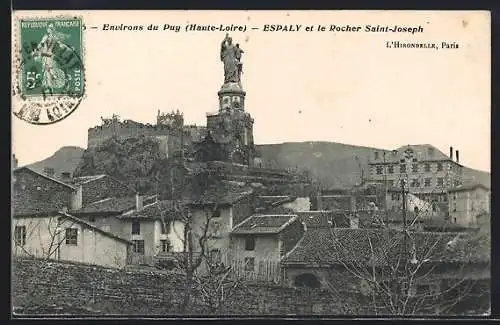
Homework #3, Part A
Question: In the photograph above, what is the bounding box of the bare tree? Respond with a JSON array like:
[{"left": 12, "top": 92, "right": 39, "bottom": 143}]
[
  {"left": 12, "top": 215, "right": 77, "bottom": 260},
  {"left": 191, "top": 248, "right": 247, "bottom": 314},
  {"left": 311, "top": 225, "right": 490, "bottom": 316}
]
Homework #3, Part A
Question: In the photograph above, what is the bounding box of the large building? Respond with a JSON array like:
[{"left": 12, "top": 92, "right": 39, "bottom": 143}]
[{"left": 368, "top": 144, "right": 464, "bottom": 216}]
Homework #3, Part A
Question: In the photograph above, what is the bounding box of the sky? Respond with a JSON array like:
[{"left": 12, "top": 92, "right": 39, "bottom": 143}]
[{"left": 12, "top": 10, "right": 491, "bottom": 172}]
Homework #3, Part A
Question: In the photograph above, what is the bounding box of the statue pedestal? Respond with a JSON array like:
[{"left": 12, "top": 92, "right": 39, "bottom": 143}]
[{"left": 218, "top": 82, "right": 246, "bottom": 112}]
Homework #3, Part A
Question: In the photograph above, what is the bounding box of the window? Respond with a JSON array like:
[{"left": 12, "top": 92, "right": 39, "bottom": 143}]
[
  {"left": 453, "top": 203, "right": 457, "bottom": 212},
  {"left": 400, "top": 164, "right": 406, "bottom": 173},
  {"left": 391, "top": 193, "right": 399, "bottom": 201},
  {"left": 374, "top": 151, "right": 379, "bottom": 160},
  {"left": 160, "top": 239, "right": 170, "bottom": 252},
  {"left": 160, "top": 220, "right": 170, "bottom": 234},
  {"left": 244, "top": 257, "right": 255, "bottom": 272},
  {"left": 61, "top": 172, "right": 71, "bottom": 179},
  {"left": 65, "top": 228, "right": 78, "bottom": 245},
  {"left": 14, "top": 226, "right": 26, "bottom": 246},
  {"left": 471, "top": 202, "right": 475, "bottom": 211},
  {"left": 133, "top": 240, "right": 145, "bottom": 254},
  {"left": 88, "top": 216, "right": 96, "bottom": 222},
  {"left": 453, "top": 218, "right": 457, "bottom": 224},
  {"left": 212, "top": 208, "right": 221, "bottom": 218},
  {"left": 432, "top": 203, "right": 437, "bottom": 212},
  {"left": 424, "top": 178, "right": 431, "bottom": 187},
  {"left": 414, "top": 207, "right": 419, "bottom": 214},
  {"left": 454, "top": 180, "right": 461, "bottom": 187},
  {"left": 412, "top": 158, "right": 418, "bottom": 163},
  {"left": 245, "top": 237, "right": 256, "bottom": 251},
  {"left": 132, "top": 220, "right": 140, "bottom": 235},
  {"left": 411, "top": 179, "right": 420, "bottom": 188},
  {"left": 437, "top": 178, "right": 444, "bottom": 187},
  {"left": 424, "top": 163, "right": 431, "bottom": 172},
  {"left": 376, "top": 166, "right": 383, "bottom": 175},
  {"left": 437, "top": 163, "right": 443, "bottom": 172},
  {"left": 412, "top": 164, "right": 419, "bottom": 173},
  {"left": 388, "top": 165, "right": 394, "bottom": 174}
]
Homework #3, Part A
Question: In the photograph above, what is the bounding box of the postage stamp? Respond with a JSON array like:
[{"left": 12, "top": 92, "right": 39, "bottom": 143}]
[{"left": 12, "top": 17, "right": 85, "bottom": 125}]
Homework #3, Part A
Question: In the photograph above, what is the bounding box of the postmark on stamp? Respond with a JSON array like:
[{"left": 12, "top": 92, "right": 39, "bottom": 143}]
[{"left": 12, "top": 17, "right": 85, "bottom": 125}]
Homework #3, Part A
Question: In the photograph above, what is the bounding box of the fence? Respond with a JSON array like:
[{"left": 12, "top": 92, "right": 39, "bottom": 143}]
[{"left": 227, "top": 258, "right": 283, "bottom": 284}]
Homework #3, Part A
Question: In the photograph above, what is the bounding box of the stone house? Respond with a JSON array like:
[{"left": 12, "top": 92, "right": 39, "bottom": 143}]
[
  {"left": 12, "top": 166, "right": 83, "bottom": 216},
  {"left": 229, "top": 214, "right": 305, "bottom": 283},
  {"left": 70, "top": 194, "right": 157, "bottom": 263},
  {"left": 115, "top": 199, "right": 186, "bottom": 265},
  {"left": 12, "top": 211, "right": 132, "bottom": 269},
  {"left": 448, "top": 182, "right": 491, "bottom": 227}
]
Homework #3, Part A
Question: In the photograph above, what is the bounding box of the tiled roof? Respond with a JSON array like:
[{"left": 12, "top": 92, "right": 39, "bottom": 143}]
[
  {"left": 70, "top": 196, "right": 147, "bottom": 214},
  {"left": 118, "top": 200, "right": 182, "bottom": 220},
  {"left": 371, "top": 144, "right": 452, "bottom": 164},
  {"left": 13, "top": 166, "right": 75, "bottom": 189},
  {"left": 232, "top": 214, "right": 297, "bottom": 234},
  {"left": 282, "top": 228, "right": 488, "bottom": 266},
  {"left": 183, "top": 180, "right": 254, "bottom": 206},
  {"left": 66, "top": 175, "right": 107, "bottom": 186}
]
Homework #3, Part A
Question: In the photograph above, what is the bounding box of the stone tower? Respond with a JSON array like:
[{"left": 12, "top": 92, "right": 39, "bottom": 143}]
[{"left": 199, "top": 35, "right": 255, "bottom": 165}]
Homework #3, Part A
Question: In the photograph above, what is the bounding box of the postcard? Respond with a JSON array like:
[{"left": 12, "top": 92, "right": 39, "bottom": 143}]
[{"left": 11, "top": 10, "right": 490, "bottom": 317}]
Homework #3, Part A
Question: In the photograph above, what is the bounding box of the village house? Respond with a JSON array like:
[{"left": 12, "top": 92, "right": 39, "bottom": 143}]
[
  {"left": 115, "top": 198, "right": 185, "bottom": 265},
  {"left": 13, "top": 211, "right": 132, "bottom": 269},
  {"left": 12, "top": 166, "right": 83, "bottom": 215},
  {"left": 448, "top": 182, "right": 491, "bottom": 227},
  {"left": 229, "top": 214, "right": 305, "bottom": 283}
]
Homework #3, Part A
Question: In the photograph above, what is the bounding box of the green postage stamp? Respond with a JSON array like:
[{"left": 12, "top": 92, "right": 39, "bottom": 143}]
[{"left": 13, "top": 16, "right": 85, "bottom": 125}]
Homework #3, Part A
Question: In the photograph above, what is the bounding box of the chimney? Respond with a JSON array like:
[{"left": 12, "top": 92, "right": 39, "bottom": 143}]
[
  {"left": 455, "top": 150, "right": 459, "bottom": 163},
  {"left": 136, "top": 193, "right": 144, "bottom": 211},
  {"left": 449, "top": 146, "right": 453, "bottom": 160}
]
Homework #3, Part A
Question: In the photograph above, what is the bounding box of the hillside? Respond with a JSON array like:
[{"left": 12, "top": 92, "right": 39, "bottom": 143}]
[
  {"left": 23, "top": 141, "right": 490, "bottom": 190},
  {"left": 27, "top": 146, "right": 85, "bottom": 176}
]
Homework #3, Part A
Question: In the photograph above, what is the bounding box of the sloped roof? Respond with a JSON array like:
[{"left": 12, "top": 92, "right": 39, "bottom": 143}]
[
  {"left": 373, "top": 144, "right": 453, "bottom": 164},
  {"left": 13, "top": 166, "right": 76, "bottom": 190},
  {"left": 282, "top": 228, "right": 488, "bottom": 266},
  {"left": 118, "top": 200, "right": 182, "bottom": 220},
  {"left": 70, "top": 196, "right": 154, "bottom": 214},
  {"left": 231, "top": 214, "right": 297, "bottom": 235},
  {"left": 183, "top": 180, "right": 254, "bottom": 206},
  {"left": 66, "top": 175, "right": 107, "bottom": 186}
]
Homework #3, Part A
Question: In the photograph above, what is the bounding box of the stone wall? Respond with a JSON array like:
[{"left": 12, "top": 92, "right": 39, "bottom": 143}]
[{"left": 12, "top": 257, "right": 355, "bottom": 316}]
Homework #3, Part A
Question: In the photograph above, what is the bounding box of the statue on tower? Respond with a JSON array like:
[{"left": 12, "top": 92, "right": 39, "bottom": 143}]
[{"left": 220, "top": 33, "right": 244, "bottom": 85}]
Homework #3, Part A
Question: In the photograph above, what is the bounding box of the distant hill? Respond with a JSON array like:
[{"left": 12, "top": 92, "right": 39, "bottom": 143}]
[
  {"left": 27, "top": 146, "right": 85, "bottom": 177},
  {"left": 23, "top": 142, "right": 490, "bottom": 189},
  {"left": 257, "top": 142, "right": 491, "bottom": 189}
]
